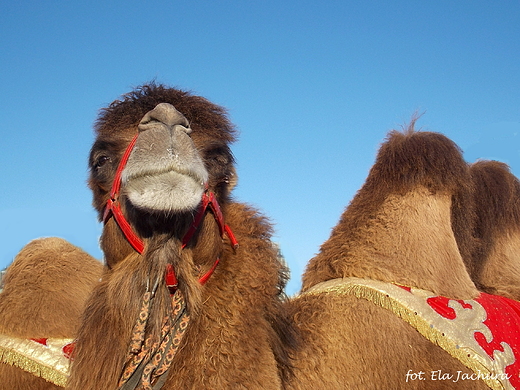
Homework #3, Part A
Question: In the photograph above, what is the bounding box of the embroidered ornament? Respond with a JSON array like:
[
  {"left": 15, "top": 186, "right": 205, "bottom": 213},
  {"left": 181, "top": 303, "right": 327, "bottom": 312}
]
[
  {"left": 0, "top": 335, "right": 74, "bottom": 386},
  {"left": 304, "top": 277, "right": 520, "bottom": 390},
  {"left": 117, "top": 286, "right": 190, "bottom": 390}
]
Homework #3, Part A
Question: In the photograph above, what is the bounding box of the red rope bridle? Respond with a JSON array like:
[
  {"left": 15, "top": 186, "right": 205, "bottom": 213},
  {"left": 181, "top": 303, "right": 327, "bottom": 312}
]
[
  {"left": 102, "top": 133, "right": 239, "bottom": 262},
  {"left": 103, "top": 134, "right": 145, "bottom": 253}
]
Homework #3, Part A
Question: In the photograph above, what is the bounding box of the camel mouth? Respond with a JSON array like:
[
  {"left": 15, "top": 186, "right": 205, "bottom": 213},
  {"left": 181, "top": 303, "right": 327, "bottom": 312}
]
[
  {"left": 123, "top": 169, "right": 206, "bottom": 213},
  {"left": 120, "top": 124, "right": 209, "bottom": 214}
]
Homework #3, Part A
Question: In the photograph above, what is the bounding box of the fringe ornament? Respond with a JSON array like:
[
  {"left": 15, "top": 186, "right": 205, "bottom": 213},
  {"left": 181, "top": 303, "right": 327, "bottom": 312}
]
[
  {"left": 301, "top": 277, "right": 514, "bottom": 390},
  {"left": 0, "top": 336, "right": 72, "bottom": 387}
]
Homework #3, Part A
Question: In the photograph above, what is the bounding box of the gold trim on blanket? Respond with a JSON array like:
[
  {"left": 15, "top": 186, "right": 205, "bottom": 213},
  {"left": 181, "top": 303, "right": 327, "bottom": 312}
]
[
  {"left": 302, "top": 277, "right": 515, "bottom": 390},
  {"left": 0, "top": 335, "right": 72, "bottom": 387}
]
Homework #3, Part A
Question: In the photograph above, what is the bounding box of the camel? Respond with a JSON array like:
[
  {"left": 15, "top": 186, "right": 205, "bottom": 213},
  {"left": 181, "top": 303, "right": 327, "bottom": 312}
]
[
  {"left": 69, "top": 83, "right": 519, "bottom": 389},
  {"left": 468, "top": 160, "right": 520, "bottom": 301},
  {"left": 284, "top": 128, "right": 503, "bottom": 389},
  {"left": 7, "top": 82, "right": 518, "bottom": 389},
  {"left": 67, "top": 83, "right": 297, "bottom": 390},
  {"left": 0, "top": 237, "right": 103, "bottom": 390}
]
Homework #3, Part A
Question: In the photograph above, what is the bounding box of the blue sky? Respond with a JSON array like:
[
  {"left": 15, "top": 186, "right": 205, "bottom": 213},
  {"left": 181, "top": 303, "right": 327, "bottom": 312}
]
[{"left": 1, "top": 1, "right": 519, "bottom": 294}]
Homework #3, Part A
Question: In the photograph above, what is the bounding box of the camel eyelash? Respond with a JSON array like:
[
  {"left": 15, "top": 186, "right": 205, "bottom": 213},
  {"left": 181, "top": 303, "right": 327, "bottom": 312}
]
[{"left": 94, "top": 155, "right": 111, "bottom": 170}]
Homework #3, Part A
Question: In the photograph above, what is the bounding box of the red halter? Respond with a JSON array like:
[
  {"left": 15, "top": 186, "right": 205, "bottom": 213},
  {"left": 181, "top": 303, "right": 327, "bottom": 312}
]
[
  {"left": 102, "top": 132, "right": 239, "bottom": 289},
  {"left": 103, "top": 134, "right": 144, "bottom": 253}
]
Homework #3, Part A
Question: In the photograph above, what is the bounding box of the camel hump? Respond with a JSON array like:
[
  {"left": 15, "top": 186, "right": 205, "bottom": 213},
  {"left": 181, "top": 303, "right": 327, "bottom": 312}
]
[
  {"left": 2, "top": 237, "right": 102, "bottom": 292},
  {"left": 370, "top": 128, "right": 469, "bottom": 194},
  {"left": 138, "top": 102, "right": 190, "bottom": 132},
  {"left": 470, "top": 160, "right": 520, "bottom": 232}
]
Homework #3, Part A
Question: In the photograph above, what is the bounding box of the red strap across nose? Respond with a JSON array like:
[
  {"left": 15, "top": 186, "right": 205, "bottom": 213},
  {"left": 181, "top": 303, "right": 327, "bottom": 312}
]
[
  {"left": 102, "top": 133, "right": 239, "bottom": 256},
  {"left": 103, "top": 134, "right": 145, "bottom": 254}
]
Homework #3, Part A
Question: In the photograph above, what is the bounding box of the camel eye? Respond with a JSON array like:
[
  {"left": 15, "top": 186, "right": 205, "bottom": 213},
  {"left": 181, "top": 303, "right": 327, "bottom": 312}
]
[{"left": 95, "top": 155, "right": 111, "bottom": 169}]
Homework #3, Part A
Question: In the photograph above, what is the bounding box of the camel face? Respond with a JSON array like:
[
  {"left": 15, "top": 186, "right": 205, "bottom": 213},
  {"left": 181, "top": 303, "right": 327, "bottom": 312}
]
[
  {"left": 122, "top": 103, "right": 209, "bottom": 214},
  {"left": 88, "top": 85, "right": 237, "bottom": 265}
]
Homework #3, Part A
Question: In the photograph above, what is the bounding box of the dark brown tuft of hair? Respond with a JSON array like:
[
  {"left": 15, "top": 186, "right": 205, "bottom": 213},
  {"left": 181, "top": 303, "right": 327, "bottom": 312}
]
[{"left": 95, "top": 82, "right": 236, "bottom": 144}]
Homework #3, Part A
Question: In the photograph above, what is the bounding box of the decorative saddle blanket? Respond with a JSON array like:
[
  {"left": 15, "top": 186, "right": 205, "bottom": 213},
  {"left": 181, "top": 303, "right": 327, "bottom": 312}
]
[
  {"left": 304, "top": 278, "right": 520, "bottom": 390},
  {"left": 0, "top": 335, "right": 73, "bottom": 386},
  {"left": 2, "top": 279, "right": 520, "bottom": 389}
]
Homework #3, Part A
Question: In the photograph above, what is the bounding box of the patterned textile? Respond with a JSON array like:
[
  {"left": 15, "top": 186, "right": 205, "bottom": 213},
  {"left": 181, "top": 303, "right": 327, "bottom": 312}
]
[
  {"left": 305, "top": 277, "right": 520, "bottom": 390},
  {"left": 117, "top": 288, "right": 190, "bottom": 390},
  {"left": 0, "top": 335, "right": 74, "bottom": 386}
]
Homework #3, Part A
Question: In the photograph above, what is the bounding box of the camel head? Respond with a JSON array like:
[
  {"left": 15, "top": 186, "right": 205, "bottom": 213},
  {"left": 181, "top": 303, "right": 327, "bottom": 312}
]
[{"left": 88, "top": 83, "right": 237, "bottom": 268}]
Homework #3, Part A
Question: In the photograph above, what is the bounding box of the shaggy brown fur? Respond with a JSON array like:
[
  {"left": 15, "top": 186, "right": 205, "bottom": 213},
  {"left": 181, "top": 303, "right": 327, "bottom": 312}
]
[
  {"left": 469, "top": 160, "right": 520, "bottom": 300},
  {"left": 285, "top": 128, "right": 489, "bottom": 389},
  {"left": 67, "top": 84, "right": 296, "bottom": 390},
  {"left": 0, "top": 237, "right": 103, "bottom": 390}
]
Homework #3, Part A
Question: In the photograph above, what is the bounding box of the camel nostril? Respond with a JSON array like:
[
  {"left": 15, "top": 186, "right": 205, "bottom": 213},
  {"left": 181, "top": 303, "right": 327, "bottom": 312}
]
[{"left": 138, "top": 103, "right": 190, "bottom": 133}]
